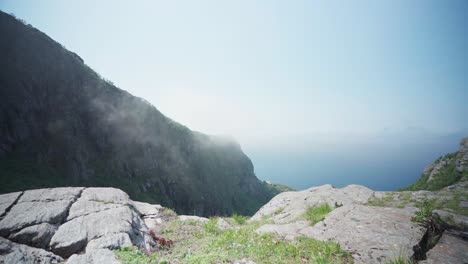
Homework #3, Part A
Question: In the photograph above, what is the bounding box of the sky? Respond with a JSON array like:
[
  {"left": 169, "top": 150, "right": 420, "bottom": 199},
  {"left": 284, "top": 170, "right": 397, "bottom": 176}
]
[{"left": 1, "top": 0, "right": 467, "bottom": 190}]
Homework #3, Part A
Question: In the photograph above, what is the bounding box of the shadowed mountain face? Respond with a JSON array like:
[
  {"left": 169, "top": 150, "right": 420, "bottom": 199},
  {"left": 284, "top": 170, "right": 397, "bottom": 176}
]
[{"left": 0, "top": 11, "right": 277, "bottom": 216}]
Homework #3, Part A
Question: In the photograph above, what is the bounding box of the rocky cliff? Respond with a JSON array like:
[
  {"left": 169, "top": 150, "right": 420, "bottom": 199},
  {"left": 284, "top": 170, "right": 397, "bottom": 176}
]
[
  {"left": 403, "top": 137, "right": 468, "bottom": 191},
  {"left": 0, "top": 11, "right": 278, "bottom": 216},
  {"left": 1, "top": 185, "right": 466, "bottom": 264}
]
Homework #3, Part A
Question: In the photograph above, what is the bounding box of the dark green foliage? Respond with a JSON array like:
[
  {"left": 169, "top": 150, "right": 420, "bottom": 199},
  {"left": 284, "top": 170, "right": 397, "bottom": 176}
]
[{"left": 0, "top": 11, "right": 276, "bottom": 216}]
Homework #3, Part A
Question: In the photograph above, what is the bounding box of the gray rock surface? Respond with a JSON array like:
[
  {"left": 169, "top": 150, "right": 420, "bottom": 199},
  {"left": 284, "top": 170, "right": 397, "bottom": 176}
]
[
  {"left": 66, "top": 188, "right": 131, "bottom": 221},
  {"left": 0, "top": 187, "right": 156, "bottom": 261},
  {"left": 0, "top": 192, "right": 22, "bottom": 218},
  {"left": 50, "top": 190, "right": 150, "bottom": 257},
  {"left": 18, "top": 187, "right": 83, "bottom": 203},
  {"left": 133, "top": 201, "right": 164, "bottom": 230},
  {"left": 85, "top": 233, "right": 133, "bottom": 251},
  {"left": 178, "top": 215, "right": 209, "bottom": 223},
  {"left": 0, "top": 236, "right": 63, "bottom": 264},
  {"left": 250, "top": 184, "right": 374, "bottom": 224},
  {"left": 256, "top": 198, "right": 426, "bottom": 263},
  {"left": 0, "top": 187, "right": 83, "bottom": 240},
  {"left": 9, "top": 223, "right": 57, "bottom": 248},
  {"left": 66, "top": 249, "right": 121, "bottom": 264},
  {"left": 420, "top": 233, "right": 468, "bottom": 264},
  {"left": 434, "top": 210, "right": 468, "bottom": 230},
  {"left": 0, "top": 200, "right": 72, "bottom": 236}
]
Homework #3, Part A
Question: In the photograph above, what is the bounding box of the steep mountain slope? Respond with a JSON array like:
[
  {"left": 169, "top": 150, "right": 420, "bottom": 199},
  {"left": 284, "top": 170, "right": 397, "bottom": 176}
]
[
  {"left": 403, "top": 137, "right": 468, "bottom": 191},
  {"left": 0, "top": 11, "right": 277, "bottom": 216}
]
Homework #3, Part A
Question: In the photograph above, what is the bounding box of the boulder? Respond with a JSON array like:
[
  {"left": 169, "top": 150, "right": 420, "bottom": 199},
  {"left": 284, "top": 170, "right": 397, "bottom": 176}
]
[
  {"left": 250, "top": 184, "right": 374, "bottom": 224},
  {"left": 0, "top": 236, "right": 63, "bottom": 264},
  {"left": 50, "top": 204, "right": 148, "bottom": 257},
  {"left": 257, "top": 204, "right": 425, "bottom": 264}
]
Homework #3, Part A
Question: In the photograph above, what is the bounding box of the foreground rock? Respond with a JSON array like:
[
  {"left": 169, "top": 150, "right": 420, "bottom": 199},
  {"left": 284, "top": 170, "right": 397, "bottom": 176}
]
[
  {"left": 0, "top": 236, "right": 63, "bottom": 264},
  {"left": 253, "top": 184, "right": 468, "bottom": 263},
  {"left": 1, "top": 185, "right": 467, "bottom": 263},
  {"left": 421, "top": 232, "right": 468, "bottom": 264},
  {"left": 0, "top": 187, "right": 155, "bottom": 263},
  {"left": 257, "top": 204, "right": 425, "bottom": 263},
  {"left": 250, "top": 184, "right": 374, "bottom": 224}
]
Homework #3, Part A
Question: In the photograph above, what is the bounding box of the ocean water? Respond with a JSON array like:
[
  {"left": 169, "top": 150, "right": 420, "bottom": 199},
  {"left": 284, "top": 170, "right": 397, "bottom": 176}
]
[{"left": 245, "top": 133, "right": 464, "bottom": 191}]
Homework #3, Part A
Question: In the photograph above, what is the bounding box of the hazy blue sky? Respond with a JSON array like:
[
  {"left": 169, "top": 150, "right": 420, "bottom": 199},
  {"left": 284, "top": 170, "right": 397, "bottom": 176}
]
[{"left": 2, "top": 1, "right": 467, "bottom": 190}]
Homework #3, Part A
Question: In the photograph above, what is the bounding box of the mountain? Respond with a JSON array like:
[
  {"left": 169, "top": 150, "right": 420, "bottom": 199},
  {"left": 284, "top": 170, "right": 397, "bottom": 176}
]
[
  {"left": 0, "top": 11, "right": 279, "bottom": 216},
  {"left": 403, "top": 137, "right": 468, "bottom": 191}
]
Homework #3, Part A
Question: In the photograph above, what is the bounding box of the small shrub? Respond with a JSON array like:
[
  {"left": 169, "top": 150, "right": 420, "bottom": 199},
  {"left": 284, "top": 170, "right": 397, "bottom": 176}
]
[
  {"left": 304, "top": 203, "right": 332, "bottom": 225},
  {"left": 232, "top": 214, "right": 247, "bottom": 225},
  {"left": 412, "top": 199, "right": 436, "bottom": 223}
]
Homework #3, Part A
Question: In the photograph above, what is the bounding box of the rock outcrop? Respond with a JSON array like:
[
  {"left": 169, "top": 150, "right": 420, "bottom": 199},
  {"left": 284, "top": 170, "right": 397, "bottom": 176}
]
[
  {"left": 404, "top": 137, "right": 468, "bottom": 191},
  {"left": 0, "top": 187, "right": 155, "bottom": 263},
  {"left": 253, "top": 183, "right": 468, "bottom": 264},
  {"left": 1, "top": 185, "right": 467, "bottom": 263}
]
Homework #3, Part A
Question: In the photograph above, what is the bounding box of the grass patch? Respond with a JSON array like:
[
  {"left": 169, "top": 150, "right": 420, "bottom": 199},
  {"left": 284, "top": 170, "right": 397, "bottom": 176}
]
[
  {"left": 115, "top": 246, "right": 165, "bottom": 264},
  {"left": 412, "top": 199, "right": 436, "bottom": 223},
  {"left": 116, "top": 219, "right": 351, "bottom": 264},
  {"left": 304, "top": 204, "right": 333, "bottom": 225},
  {"left": 385, "top": 255, "right": 414, "bottom": 264},
  {"left": 184, "top": 222, "right": 351, "bottom": 263},
  {"left": 367, "top": 194, "right": 394, "bottom": 207},
  {"left": 231, "top": 214, "right": 247, "bottom": 225}
]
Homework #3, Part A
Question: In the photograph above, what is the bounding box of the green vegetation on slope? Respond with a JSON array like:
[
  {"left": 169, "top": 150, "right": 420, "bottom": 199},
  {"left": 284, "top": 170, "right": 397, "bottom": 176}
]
[{"left": 402, "top": 153, "right": 466, "bottom": 191}]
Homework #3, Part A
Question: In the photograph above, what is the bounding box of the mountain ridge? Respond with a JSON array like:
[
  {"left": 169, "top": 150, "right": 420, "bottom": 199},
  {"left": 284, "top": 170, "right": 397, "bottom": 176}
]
[
  {"left": 0, "top": 10, "right": 280, "bottom": 217},
  {"left": 402, "top": 137, "right": 468, "bottom": 191}
]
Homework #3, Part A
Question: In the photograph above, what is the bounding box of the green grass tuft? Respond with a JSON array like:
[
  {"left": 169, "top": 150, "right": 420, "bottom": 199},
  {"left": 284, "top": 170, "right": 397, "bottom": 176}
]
[
  {"left": 412, "top": 199, "right": 436, "bottom": 223},
  {"left": 114, "top": 246, "right": 166, "bottom": 264},
  {"left": 231, "top": 214, "right": 247, "bottom": 225},
  {"left": 304, "top": 204, "right": 333, "bottom": 225}
]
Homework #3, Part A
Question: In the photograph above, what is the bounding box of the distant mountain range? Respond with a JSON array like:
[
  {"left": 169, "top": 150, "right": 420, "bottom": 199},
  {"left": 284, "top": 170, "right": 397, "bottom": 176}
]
[{"left": 0, "top": 11, "right": 284, "bottom": 216}]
